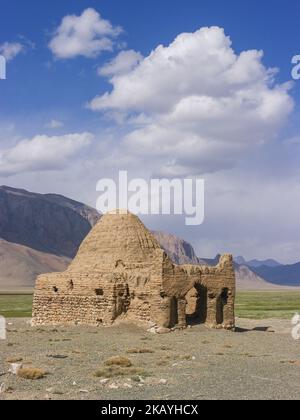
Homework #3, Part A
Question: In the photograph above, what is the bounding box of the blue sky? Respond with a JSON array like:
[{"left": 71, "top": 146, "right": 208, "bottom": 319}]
[
  {"left": 0, "top": 0, "right": 300, "bottom": 262},
  {"left": 1, "top": 0, "right": 300, "bottom": 127}
]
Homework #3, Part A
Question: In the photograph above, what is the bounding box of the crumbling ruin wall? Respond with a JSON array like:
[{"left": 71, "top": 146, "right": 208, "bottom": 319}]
[
  {"left": 32, "top": 212, "right": 236, "bottom": 331},
  {"left": 32, "top": 251, "right": 167, "bottom": 327},
  {"left": 32, "top": 272, "right": 120, "bottom": 326},
  {"left": 184, "top": 255, "right": 236, "bottom": 330}
]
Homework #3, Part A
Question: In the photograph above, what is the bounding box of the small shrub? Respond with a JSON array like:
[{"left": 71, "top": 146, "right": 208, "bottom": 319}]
[
  {"left": 180, "top": 355, "right": 192, "bottom": 361},
  {"left": 104, "top": 356, "right": 132, "bottom": 368},
  {"left": 126, "top": 348, "right": 154, "bottom": 354},
  {"left": 157, "top": 360, "right": 169, "bottom": 367},
  {"left": 160, "top": 346, "right": 171, "bottom": 351},
  {"left": 6, "top": 357, "right": 23, "bottom": 363},
  {"left": 95, "top": 366, "right": 147, "bottom": 378},
  {"left": 17, "top": 367, "right": 46, "bottom": 380}
]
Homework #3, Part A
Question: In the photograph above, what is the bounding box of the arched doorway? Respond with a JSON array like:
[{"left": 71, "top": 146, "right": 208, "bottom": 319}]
[
  {"left": 186, "top": 285, "right": 208, "bottom": 325},
  {"left": 216, "top": 288, "right": 229, "bottom": 325},
  {"left": 170, "top": 297, "right": 178, "bottom": 328}
]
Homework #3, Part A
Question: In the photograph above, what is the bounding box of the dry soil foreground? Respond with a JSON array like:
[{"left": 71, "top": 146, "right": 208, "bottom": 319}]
[{"left": 0, "top": 318, "right": 300, "bottom": 400}]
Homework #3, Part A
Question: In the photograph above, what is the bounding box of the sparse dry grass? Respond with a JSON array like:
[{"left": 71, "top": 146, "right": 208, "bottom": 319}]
[
  {"left": 5, "top": 357, "right": 23, "bottom": 363},
  {"left": 17, "top": 367, "right": 46, "bottom": 380},
  {"left": 180, "top": 355, "right": 193, "bottom": 361},
  {"left": 95, "top": 366, "right": 148, "bottom": 378},
  {"left": 280, "top": 360, "right": 300, "bottom": 366},
  {"left": 126, "top": 348, "right": 154, "bottom": 354},
  {"left": 104, "top": 356, "right": 132, "bottom": 367},
  {"left": 95, "top": 355, "right": 152, "bottom": 379},
  {"left": 157, "top": 360, "right": 169, "bottom": 367},
  {"left": 160, "top": 346, "right": 171, "bottom": 351}
]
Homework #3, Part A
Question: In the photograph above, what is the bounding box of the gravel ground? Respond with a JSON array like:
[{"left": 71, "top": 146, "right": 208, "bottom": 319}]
[{"left": 0, "top": 318, "right": 300, "bottom": 400}]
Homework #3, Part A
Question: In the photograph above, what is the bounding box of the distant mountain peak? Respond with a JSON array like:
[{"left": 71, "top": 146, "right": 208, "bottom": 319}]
[
  {"left": 234, "top": 255, "right": 282, "bottom": 268},
  {"left": 0, "top": 185, "right": 100, "bottom": 258}
]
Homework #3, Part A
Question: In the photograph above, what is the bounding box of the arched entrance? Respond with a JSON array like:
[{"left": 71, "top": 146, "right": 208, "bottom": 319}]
[
  {"left": 186, "top": 284, "right": 208, "bottom": 325},
  {"left": 216, "top": 288, "right": 229, "bottom": 325}
]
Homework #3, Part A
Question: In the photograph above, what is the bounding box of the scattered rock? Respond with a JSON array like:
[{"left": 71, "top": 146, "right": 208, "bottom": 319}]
[
  {"left": 157, "top": 327, "right": 171, "bottom": 335},
  {"left": 46, "top": 387, "right": 64, "bottom": 395},
  {"left": 47, "top": 354, "right": 68, "bottom": 359},
  {"left": 0, "top": 383, "right": 6, "bottom": 394},
  {"left": 159, "top": 379, "right": 168, "bottom": 385},
  {"left": 79, "top": 389, "right": 89, "bottom": 394},
  {"left": 99, "top": 378, "right": 110, "bottom": 385},
  {"left": 9, "top": 363, "right": 23, "bottom": 375},
  {"left": 108, "top": 383, "right": 119, "bottom": 390}
]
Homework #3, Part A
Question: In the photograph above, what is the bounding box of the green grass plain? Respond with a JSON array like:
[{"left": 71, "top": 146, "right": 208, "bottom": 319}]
[
  {"left": 0, "top": 294, "right": 33, "bottom": 318},
  {"left": 0, "top": 291, "right": 300, "bottom": 319},
  {"left": 235, "top": 291, "right": 300, "bottom": 319}
]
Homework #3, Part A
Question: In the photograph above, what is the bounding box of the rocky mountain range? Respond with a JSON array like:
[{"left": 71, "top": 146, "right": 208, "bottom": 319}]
[
  {"left": 0, "top": 238, "right": 69, "bottom": 291},
  {"left": 251, "top": 262, "right": 300, "bottom": 287},
  {"left": 0, "top": 186, "right": 99, "bottom": 258},
  {"left": 234, "top": 256, "right": 282, "bottom": 268},
  {"left": 0, "top": 186, "right": 299, "bottom": 291},
  {"left": 152, "top": 231, "right": 207, "bottom": 265}
]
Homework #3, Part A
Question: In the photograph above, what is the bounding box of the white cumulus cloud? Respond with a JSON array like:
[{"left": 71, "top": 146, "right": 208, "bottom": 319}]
[
  {"left": 45, "top": 119, "right": 64, "bottom": 129},
  {"left": 89, "top": 26, "right": 294, "bottom": 176},
  {"left": 98, "top": 50, "right": 143, "bottom": 76},
  {"left": 0, "top": 42, "right": 24, "bottom": 61},
  {"left": 49, "top": 8, "right": 122, "bottom": 59},
  {"left": 0, "top": 132, "right": 93, "bottom": 176}
]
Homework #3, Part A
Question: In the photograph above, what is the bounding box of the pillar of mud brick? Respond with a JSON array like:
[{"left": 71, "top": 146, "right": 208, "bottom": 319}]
[
  {"left": 177, "top": 298, "right": 187, "bottom": 329},
  {"left": 222, "top": 289, "right": 235, "bottom": 330},
  {"left": 206, "top": 290, "right": 218, "bottom": 328}
]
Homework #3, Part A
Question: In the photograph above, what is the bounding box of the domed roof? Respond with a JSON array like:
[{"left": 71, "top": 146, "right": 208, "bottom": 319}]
[{"left": 68, "top": 211, "right": 163, "bottom": 272}]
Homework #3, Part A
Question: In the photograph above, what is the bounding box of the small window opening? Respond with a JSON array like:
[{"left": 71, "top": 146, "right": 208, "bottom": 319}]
[{"left": 95, "top": 288, "right": 104, "bottom": 296}]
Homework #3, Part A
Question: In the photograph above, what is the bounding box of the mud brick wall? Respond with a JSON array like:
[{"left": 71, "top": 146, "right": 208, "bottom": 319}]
[{"left": 32, "top": 212, "right": 236, "bottom": 331}]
